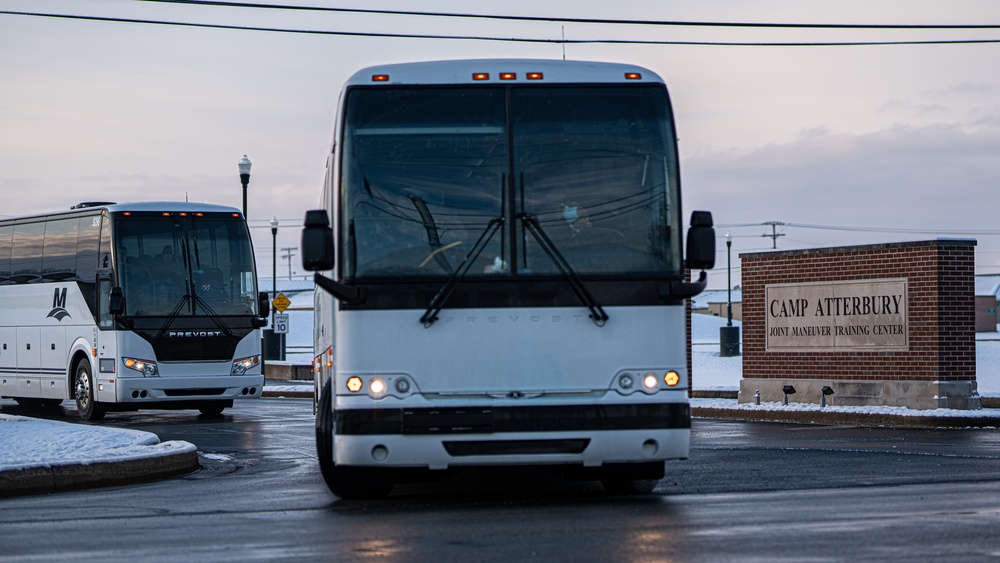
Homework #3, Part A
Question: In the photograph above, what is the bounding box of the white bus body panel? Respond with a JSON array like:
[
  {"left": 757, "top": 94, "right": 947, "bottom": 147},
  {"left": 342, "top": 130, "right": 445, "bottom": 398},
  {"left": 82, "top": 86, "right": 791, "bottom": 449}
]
[{"left": 331, "top": 305, "right": 689, "bottom": 469}]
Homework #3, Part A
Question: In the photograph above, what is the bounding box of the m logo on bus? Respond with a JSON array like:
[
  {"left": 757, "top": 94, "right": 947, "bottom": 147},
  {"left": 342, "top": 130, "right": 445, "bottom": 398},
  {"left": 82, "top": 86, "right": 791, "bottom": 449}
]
[{"left": 47, "top": 287, "right": 71, "bottom": 321}]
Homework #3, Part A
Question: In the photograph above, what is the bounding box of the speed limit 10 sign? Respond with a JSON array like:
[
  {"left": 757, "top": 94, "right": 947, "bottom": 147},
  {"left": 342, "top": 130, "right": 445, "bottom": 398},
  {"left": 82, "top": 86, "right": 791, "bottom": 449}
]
[{"left": 273, "top": 313, "right": 289, "bottom": 334}]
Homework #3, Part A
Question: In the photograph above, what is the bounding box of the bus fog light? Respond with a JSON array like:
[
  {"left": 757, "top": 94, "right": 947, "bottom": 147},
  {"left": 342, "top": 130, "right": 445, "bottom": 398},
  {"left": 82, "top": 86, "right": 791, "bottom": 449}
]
[
  {"left": 618, "top": 373, "right": 634, "bottom": 389},
  {"left": 642, "top": 439, "right": 659, "bottom": 457},
  {"left": 642, "top": 373, "right": 658, "bottom": 389},
  {"left": 371, "top": 445, "right": 389, "bottom": 462},
  {"left": 370, "top": 378, "right": 386, "bottom": 395},
  {"left": 664, "top": 371, "right": 680, "bottom": 387},
  {"left": 346, "top": 377, "right": 363, "bottom": 392},
  {"left": 394, "top": 377, "right": 411, "bottom": 394}
]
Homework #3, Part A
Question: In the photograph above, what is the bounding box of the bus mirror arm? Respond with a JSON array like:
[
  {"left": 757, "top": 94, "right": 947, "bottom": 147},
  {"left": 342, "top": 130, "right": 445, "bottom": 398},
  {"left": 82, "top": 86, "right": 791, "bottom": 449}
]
[
  {"left": 114, "top": 314, "right": 135, "bottom": 330},
  {"left": 314, "top": 273, "right": 365, "bottom": 304},
  {"left": 663, "top": 270, "right": 708, "bottom": 300}
]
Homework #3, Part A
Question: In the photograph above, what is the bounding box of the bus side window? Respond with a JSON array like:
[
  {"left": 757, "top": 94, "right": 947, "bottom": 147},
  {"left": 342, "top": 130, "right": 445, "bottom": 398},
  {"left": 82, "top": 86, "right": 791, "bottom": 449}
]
[
  {"left": 97, "top": 278, "right": 114, "bottom": 329},
  {"left": 0, "top": 225, "right": 12, "bottom": 285}
]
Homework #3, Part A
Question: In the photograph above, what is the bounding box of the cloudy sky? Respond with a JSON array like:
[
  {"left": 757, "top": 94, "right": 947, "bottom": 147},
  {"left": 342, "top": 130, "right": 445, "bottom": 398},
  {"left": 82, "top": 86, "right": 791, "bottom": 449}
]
[{"left": 2, "top": 0, "right": 999, "bottom": 287}]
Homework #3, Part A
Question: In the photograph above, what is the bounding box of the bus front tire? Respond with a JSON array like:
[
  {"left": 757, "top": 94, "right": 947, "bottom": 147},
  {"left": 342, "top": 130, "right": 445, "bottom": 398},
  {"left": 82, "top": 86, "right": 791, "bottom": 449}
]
[
  {"left": 198, "top": 402, "right": 227, "bottom": 417},
  {"left": 316, "top": 380, "right": 394, "bottom": 500},
  {"left": 74, "top": 360, "right": 106, "bottom": 421},
  {"left": 601, "top": 478, "right": 658, "bottom": 495}
]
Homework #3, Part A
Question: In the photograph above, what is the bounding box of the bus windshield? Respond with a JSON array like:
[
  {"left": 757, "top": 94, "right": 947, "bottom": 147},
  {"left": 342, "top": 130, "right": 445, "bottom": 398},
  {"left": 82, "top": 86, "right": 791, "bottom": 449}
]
[
  {"left": 115, "top": 213, "right": 258, "bottom": 317},
  {"left": 341, "top": 85, "right": 681, "bottom": 280}
]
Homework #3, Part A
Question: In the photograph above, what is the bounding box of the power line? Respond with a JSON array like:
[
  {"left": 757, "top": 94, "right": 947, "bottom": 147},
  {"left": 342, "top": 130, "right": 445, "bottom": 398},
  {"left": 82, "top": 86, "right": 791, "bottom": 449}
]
[
  {"left": 722, "top": 221, "right": 1000, "bottom": 237},
  {"left": 136, "top": 1, "right": 1000, "bottom": 31},
  {"left": 3, "top": 10, "right": 1000, "bottom": 46},
  {"left": 786, "top": 222, "right": 1000, "bottom": 235}
]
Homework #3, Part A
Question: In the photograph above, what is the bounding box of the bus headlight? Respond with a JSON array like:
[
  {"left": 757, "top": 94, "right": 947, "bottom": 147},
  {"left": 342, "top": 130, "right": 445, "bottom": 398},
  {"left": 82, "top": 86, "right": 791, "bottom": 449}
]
[
  {"left": 642, "top": 372, "right": 659, "bottom": 389},
  {"left": 342, "top": 374, "right": 415, "bottom": 398},
  {"left": 231, "top": 355, "right": 260, "bottom": 375},
  {"left": 123, "top": 357, "right": 158, "bottom": 377}
]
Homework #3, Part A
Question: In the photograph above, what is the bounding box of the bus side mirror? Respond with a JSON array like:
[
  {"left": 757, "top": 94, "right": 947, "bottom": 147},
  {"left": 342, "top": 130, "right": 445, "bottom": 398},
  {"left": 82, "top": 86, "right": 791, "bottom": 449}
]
[
  {"left": 302, "top": 209, "right": 335, "bottom": 272},
  {"left": 686, "top": 211, "right": 716, "bottom": 270},
  {"left": 258, "top": 292, "right": 270, "bottom": 319},
  {"left": 109, "top": 286, "right": 125, "bottom": 315}
]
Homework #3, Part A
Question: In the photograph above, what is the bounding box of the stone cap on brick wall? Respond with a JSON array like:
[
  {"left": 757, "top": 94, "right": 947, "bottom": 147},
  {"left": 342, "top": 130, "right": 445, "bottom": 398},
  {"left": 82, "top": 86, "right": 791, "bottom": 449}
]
[{"left": 739, "top": 238, "right": 976, "bottom": 261}]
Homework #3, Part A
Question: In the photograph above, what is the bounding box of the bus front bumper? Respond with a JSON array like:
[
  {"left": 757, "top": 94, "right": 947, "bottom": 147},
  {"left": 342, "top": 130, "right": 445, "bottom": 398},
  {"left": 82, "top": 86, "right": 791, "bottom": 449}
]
[
  {"left": 329, "top": 402, "right": 691, "bottom": 470},
  {"left": 111, "top": 375, "right": 264, "bottom": 403}
]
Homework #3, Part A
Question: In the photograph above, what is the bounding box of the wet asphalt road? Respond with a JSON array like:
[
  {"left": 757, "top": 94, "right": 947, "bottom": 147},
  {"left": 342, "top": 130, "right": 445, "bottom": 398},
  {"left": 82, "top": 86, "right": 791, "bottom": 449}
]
[{"left": 2, "top": 397, "right": 1000, "bottom": 561}]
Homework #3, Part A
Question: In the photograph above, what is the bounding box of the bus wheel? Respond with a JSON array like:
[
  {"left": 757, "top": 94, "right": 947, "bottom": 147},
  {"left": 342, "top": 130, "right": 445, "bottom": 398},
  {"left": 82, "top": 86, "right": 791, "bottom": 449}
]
[
  {"left": 198, "top": 402, "right": 227, "bottom": 417},
  {"left": 74, "top": 360, "right": 105, "bottom": 421},
  {"left": 601, "top": 479, "right": 658, "bottom": 495},
  {"left": 316, "top": 380, "right": 393, "bottom": 500}
]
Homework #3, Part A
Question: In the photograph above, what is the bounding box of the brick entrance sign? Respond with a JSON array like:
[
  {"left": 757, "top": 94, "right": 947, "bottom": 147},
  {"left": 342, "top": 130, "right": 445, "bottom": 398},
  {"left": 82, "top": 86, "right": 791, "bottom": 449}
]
[{"left": 739, "top": 240, "right": 980, "bottom": 410}]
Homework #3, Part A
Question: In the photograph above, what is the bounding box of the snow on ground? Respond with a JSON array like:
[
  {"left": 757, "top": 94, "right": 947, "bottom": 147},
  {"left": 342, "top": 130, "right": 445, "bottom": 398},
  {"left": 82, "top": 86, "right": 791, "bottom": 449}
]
[
  {"left": 690, "top": 314, "right": 1000, "bottom": 396},
  {"left": 0, "top": 413, "right": 193, "bottom": 473}
]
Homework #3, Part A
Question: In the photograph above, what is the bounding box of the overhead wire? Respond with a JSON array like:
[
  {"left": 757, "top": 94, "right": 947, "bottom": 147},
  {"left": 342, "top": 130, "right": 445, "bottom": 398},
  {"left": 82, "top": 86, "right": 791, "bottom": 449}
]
[
  {"left": 133, "top": 0, "right": 1000, "bottom": 31},
  {"left": 2, "top": 9, "right": 999, "bottom": 46}
]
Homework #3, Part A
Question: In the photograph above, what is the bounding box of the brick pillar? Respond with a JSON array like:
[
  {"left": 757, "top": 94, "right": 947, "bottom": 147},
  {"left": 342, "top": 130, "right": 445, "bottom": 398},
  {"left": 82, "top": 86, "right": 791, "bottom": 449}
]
[{"left": 739, "top": 240, "right": 979, "bottom": 410}]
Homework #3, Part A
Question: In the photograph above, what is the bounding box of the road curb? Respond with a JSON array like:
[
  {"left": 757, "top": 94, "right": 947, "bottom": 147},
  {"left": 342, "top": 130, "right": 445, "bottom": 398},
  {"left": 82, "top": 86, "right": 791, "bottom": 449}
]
[
  {"left": 262, "top": 389, "right": 313, "bottom": 399},
  {"left": 692, "top": 406, "right": 1000, "bottom": 429},
  {"left": 0, "top": 442, "right": 200, "bottom": 498}
]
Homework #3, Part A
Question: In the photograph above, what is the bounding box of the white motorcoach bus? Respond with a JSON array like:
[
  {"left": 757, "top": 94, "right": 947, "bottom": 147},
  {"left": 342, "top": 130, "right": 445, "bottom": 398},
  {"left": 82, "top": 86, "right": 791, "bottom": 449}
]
[
  {"left": 302, "top": 60, "right": 715, "bottom": 498},
  {"left": 0, "top": 201, "right": 269, "bottom": 419}
]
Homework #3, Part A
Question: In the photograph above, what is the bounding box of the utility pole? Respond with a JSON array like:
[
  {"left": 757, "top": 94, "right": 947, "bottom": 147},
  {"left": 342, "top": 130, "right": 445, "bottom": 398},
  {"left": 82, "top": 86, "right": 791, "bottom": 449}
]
[
  {"left": 762, "top": 221, "right": 786, "bottom": 249},
  {"left": 280, "top": 247, "right": 297, "bottom": 280}
]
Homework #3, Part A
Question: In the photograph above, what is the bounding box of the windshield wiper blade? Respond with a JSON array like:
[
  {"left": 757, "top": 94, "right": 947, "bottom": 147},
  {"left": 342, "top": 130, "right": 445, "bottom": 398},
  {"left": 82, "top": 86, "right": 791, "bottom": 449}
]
[
  {"left": 156, "top": 292, "right": 192, "bottom": 338},
  {"left": 155, "top": 288, "right": 233, "bottom": 338},
  {"left": 190, "top": 292, "right": 234, "bottom": 337},
  {"left": 421, "top": 216, "right": 504, "bottom": 327},
  {"left": 517, "top": 213, "right": 609, "bottom": 327},
  {"left": 408, "top": 194, "right": 453, "bottom": 273}
]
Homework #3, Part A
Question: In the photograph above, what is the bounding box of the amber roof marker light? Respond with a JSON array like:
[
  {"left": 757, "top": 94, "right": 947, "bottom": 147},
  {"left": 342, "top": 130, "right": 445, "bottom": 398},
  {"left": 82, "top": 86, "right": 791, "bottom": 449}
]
[
  {"left": 625, "top": 72, "right": 642, "bottom": 80},
  {"left": 472, "top": 72, "right": 490, "bottom": 81},
  {"left": 371, "top": 74, "right": 389, "bottom": 82}
]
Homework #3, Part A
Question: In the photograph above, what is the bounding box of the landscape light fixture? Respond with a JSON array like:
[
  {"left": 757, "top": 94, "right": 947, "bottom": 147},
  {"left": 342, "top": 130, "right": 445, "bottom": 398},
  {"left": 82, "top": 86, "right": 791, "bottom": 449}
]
[
  {"left": 821, "top": 386, "right": 835, "bottom": 408},
  {"left": 782, "top": 385, "right": 796, "bottom": 406},
  {"left": 238, "top": 154, "right": 252, "bottom": 219}
]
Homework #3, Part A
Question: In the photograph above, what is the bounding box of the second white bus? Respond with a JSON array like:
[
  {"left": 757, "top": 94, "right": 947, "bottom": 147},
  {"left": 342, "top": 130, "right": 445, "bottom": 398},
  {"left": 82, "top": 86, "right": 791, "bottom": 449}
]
[{"left": 0, "top": 201, "right": 269, "bottom": 419}]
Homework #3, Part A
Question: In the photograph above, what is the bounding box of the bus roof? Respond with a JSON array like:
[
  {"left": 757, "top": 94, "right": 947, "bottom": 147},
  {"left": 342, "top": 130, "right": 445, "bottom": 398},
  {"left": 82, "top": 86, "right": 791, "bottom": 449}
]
[
  {"left": 344, "top": 59, "right": 665, "bottom": 88},
  {"left": 0, "top": 201, "right": 243, "bottom": 225}
]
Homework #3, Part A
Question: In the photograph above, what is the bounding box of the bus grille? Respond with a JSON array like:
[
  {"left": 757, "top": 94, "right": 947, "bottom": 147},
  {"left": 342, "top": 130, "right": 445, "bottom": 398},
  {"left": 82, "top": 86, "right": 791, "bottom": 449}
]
[
  {"left": 163, "top": 388, "right": 226, "bottom": 397},
  {"left": 443, "top": 439, "right": 589, "bottom": 456}
]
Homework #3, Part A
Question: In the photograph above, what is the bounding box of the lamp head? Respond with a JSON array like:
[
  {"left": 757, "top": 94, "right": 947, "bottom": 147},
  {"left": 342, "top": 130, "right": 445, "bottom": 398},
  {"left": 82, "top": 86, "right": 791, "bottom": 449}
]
[
  {"left": 238, "top": 154, "right": 252, "bottom": 175},
  {"left": 782, "top": 385, "right": 797, "bottom": 395}
]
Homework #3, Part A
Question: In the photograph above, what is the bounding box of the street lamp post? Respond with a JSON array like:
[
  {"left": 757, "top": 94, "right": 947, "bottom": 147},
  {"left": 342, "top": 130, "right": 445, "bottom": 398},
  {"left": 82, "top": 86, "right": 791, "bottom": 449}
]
[
  {"left": 270, "top": 217, "right": 278, "bottom": 326},
  {"left": 238, "top": 154, "right": 252, "bottom": 219},
  {"left": 726, "top": 232, "right": 733, "bottom": 327},
  {"left": 720, "top": 232, "right": 741, "bottom": 357},
  {"left": 265, "top": 216, "right": 284, "bottom": 361}
]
